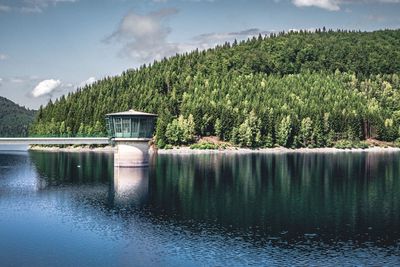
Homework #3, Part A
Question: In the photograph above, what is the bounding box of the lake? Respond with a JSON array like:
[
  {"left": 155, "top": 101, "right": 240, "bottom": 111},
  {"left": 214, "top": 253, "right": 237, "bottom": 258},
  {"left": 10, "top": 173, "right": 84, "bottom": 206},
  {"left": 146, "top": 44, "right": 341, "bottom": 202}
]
[{"left": 0, "top": 150, "right": 399, "bottom": 266}]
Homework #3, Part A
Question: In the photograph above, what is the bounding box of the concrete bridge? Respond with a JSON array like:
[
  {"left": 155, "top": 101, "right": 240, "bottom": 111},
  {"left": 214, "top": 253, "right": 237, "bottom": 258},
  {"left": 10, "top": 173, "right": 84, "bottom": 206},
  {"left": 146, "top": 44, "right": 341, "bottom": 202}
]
[
  {"left": 0, "top": 137, "right": 109, "bottom": 145},
  {"left": 0, "top": 109, "right": 157, "bottom": 168}
]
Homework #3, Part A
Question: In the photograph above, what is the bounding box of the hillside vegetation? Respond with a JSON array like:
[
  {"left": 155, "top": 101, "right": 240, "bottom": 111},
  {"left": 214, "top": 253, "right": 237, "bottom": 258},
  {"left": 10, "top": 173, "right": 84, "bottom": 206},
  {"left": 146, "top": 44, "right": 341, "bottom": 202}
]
[
  {"left": 0, "top": 97, "right": 35, "bottom": 137},
  {"left": 30, "top": 29, "right": 400, "bottom": 148}
]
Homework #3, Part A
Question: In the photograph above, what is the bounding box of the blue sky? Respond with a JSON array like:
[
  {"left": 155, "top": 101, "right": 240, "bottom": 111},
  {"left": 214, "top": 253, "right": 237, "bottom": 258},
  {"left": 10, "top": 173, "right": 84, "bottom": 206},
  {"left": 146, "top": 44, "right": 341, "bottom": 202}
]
[{"left": 0, "top": 0, "right": 399, "bottom": 109}]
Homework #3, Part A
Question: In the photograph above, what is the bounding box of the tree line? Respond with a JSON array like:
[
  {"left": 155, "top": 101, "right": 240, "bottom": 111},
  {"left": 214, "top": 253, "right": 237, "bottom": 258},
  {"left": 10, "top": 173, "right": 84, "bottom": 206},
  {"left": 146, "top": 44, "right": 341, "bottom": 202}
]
[
  {"left": 30, "top": 29, "right": 400, "bottom": 148},
  {"left": 0, "top": 96, "right": 35, "bottom": 137}
]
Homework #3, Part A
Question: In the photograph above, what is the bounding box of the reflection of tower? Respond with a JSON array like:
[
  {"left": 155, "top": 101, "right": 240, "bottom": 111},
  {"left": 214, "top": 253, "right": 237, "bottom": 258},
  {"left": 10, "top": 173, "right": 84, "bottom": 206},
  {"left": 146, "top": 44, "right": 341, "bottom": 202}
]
[{"left": 113, "top": 166, "right": 149, "bottom": 205}]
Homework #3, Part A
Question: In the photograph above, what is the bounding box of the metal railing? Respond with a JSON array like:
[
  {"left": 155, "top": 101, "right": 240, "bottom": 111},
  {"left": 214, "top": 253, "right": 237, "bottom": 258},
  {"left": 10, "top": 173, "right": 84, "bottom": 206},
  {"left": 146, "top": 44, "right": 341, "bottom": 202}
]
[{"left": 0, "top": 137, "right": 110, "bottom": 145}]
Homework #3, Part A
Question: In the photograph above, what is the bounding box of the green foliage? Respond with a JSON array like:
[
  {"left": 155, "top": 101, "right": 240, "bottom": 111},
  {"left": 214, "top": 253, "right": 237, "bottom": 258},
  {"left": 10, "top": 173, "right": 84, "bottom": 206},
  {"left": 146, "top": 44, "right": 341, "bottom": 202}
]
[
  {"left": 358, "top": 141, "right": 370, "bottom": 149},
  {"left": 394, "top": 138, "right": 400, "bottom": 148},
  {"left": 155, "top": 103, "right": 173, "bottom": 146},
  {"left": 334, "top": 140, "right": 352, "bottom": 149},
  {"left": 379, "top": 118, "right": 398, "bottom": 142},
  {"left": 29, "top": 29, "right": 400, "bottom": 147},
  {"left": 59, "top": 121, "right": 66, "bottom": 136},
  {"left": 231, "top": 111, "right": 261, "bottom": 147},
  {"left": 165, "top": 115, "right": 196, "bottom": 145},
  {"left": 66, "top": 127, "right": 72, "bottom": 137},
  {"left": 334, "top": 140, "right": 369, "bottom": 149},
  {"left": 0, "top": 96, "right": 35, "bottom": 137},
  {"left": 93, "top": 121, "right": 103, "bottom": 136},
  {"left": 77, "top": 123, "right": 85, "bottom": 137},
  {"left": 276, "top": 116, "right": 292, "bottom": 147},
  {"left": 263, "top": 134, "right": 274, "bottom": 148},
  {"left": 164, "top": 144, "right": 173, "bottom": 150},
  {"left": 190, "top": 142, "right": 221, "bottom": 150},
  {"left": 157, "top": 138, "right": 167, "bottom": 149},
  {"left": 214, "top": 118, "right": 222, "bottom": 138},
  {"left": 299, "top": 117, "right": 313, "bottom": 147}
]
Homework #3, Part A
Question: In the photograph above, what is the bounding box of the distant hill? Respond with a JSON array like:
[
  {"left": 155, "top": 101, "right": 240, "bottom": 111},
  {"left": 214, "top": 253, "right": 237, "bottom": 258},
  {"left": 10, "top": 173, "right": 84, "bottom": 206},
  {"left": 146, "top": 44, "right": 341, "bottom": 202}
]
[
  {"left": 30, "top": 29, "right": 400, "bottom": 148},
  {"left": 0, "top": 96, "right": 35, "bottom": 137}
]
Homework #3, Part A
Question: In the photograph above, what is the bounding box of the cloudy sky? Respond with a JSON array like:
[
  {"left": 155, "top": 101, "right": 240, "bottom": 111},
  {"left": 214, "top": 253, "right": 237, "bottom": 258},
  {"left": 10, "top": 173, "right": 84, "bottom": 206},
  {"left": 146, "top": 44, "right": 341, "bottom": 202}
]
[{"left": 0, "top": 0, "right": 399, "bottom": 109}]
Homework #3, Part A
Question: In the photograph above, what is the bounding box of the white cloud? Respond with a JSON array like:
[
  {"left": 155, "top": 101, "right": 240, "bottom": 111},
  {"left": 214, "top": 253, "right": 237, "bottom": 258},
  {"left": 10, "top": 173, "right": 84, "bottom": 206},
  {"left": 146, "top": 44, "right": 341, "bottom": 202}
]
[
  {"left": 292, "top": 0, "right": 340, "bottom": 10},
  {"left": 79, "top": 77, "right": 96, "bottom": 88},
  {"left": 1, "top": 0, "right": 77, "bottom": 13},
  {"left": 64, "top": 83, "right": 74, "bottom": 88},
  {"left": 107, "top": 9, "right": 277, "bottom": 63},
  {"left": 0, "top": 4, "right": 11, "bottom": 12},
  {"left": 32, "top": 79, "right": 61, "bottom": 97},
  {"left": 0, "top": 54, "right": 8, "bottom": 60},
  {"left": 0, "top": 75, "right": 39, "bottom": 84},
  {"left": 152, "top": 0, "right": 216, "bottom": 2},
  {"left": 292, "top": 0, "right": 400, "bottom": 11},
  {"left": 10, "top": 78, "right": 24, "bottom": 83},
  {"left": 105, "top": 8, "right": 181, "bottom": 62}
]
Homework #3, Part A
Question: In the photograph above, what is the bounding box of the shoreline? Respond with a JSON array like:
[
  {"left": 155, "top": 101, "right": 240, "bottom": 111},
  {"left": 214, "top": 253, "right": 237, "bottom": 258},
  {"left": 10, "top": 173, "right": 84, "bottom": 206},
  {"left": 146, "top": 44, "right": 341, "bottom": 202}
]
[
  {"left": 28, "top": 145, "right": 115, "bottom": 153},
  {"left": 156, "top": 146, "right": 400, "bottom": 154},
  {"left": 28, "top": 145, "right": 400, "bottom": 154}
]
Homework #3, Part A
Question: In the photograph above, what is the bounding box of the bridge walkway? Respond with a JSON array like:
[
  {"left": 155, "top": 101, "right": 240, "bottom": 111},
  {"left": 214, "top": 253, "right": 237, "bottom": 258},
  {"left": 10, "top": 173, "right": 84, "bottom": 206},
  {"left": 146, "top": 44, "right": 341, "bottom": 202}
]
[{"left": 0, "top": 137, "right": 110, "bottom": 145}]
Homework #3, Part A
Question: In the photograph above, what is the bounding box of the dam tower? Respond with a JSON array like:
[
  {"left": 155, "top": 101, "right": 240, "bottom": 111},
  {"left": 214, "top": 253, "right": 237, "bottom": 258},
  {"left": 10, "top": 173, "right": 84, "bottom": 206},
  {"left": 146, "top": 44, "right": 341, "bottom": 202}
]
[{"left": 105, "top": 110, "right": 157, "bottom": 167}]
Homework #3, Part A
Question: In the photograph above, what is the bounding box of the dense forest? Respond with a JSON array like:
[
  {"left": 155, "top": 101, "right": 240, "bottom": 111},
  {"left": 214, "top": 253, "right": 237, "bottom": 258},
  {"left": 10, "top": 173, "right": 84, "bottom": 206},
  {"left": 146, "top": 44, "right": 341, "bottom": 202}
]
[
  {"left": 30, "top": 29, "right": 400, "bottom": 148},
  {"left": 0, "top": 96, "right": 35, "bottom": 137}
]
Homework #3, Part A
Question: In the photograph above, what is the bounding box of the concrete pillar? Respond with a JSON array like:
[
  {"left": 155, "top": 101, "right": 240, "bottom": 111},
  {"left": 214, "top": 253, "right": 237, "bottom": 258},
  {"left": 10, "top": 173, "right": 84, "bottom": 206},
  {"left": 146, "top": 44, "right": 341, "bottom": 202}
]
[{"left": 114, "top": 140, "right": 150, "bottom": 167}]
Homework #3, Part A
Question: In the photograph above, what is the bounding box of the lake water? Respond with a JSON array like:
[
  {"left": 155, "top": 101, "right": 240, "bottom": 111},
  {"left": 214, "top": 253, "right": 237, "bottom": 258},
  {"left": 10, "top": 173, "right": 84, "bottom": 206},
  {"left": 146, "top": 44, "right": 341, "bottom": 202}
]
[{"left": 0, "top": 150, "right": 399, "bottom": 266}]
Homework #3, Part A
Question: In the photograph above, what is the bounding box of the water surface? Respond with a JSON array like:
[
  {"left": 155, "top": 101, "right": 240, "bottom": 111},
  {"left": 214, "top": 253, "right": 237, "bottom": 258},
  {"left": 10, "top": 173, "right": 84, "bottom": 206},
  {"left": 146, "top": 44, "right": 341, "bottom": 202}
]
[{"left": 0, "top": 151, "right": 399, "bottom": 266}]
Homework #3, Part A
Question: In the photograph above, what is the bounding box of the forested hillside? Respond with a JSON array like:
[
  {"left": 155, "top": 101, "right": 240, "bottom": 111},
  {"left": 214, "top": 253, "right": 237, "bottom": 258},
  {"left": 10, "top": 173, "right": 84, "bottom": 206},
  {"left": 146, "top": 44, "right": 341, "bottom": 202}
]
[
  {"left": 0, "top": 97, "right": 35, "bottom": 137},
  {"left": 30, "top": 29, "right": 400, "bottom": 148}
]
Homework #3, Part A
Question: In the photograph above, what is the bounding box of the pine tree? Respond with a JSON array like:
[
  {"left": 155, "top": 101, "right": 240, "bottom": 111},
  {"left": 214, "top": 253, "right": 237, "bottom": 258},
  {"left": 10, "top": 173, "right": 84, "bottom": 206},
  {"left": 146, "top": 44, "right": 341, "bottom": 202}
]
[
  {"left": 77, "top": 123, "right": 85, "bottom": 137},
  {"left": 59, "top": 121, "right": 66, "bottom": 137},
  {"left": 299, "top": 117, "right": 313, "bottom": 147},
  {"left": 276, "top": 116, "right": 292, "bottom": 147}
]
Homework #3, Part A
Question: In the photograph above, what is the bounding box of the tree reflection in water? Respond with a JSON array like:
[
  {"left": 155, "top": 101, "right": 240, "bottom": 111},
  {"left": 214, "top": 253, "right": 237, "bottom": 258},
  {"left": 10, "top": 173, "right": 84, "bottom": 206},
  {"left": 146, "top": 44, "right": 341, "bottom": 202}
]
[{"left": 30, "top": 151, "right": 400, "bottom": 246}]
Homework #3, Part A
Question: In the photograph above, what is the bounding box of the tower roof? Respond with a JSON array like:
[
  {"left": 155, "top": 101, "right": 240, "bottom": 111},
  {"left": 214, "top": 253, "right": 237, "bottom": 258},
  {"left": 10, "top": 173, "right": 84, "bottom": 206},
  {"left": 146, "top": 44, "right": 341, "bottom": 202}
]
[{"left": 105, "top": 109, "right": 157, "bottom": 117}]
